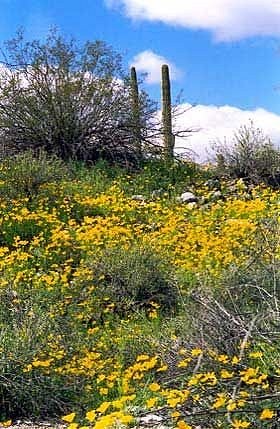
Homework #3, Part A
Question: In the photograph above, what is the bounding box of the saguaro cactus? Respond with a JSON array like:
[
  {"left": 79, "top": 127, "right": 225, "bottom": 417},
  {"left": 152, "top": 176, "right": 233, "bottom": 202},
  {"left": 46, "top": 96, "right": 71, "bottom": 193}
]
[
  {"left": 161, "top": 64, "right": 174, "bottom": 161},
  {"left": 130, "top": 66, "right": 142, "bottom": 162}
]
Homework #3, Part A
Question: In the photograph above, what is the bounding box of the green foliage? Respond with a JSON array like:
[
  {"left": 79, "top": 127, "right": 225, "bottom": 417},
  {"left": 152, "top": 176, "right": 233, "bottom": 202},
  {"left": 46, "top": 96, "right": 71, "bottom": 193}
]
[
  {"left": 65, "top": 158, "right": 202, "bottom": 199},
  {"left": 0, "top": 291, "right": 84, "bottom": 419},
  {"left": 68, "top": 159, "right": 127, "bottom": 194},
  {"left": 120, "top": 159, "right": 201, "bottom": 196},
  {"left": 0, "top": 219, "right": 42, "bottom": 247},
  {"left": 88, "top": 245, "right": 179, "bottom": 316},
  {"left": 213, "top": 121, "right": 280, "bottom": 185},
  {"left": 0, "top": 149, "right": 69, "bottom": 198}
]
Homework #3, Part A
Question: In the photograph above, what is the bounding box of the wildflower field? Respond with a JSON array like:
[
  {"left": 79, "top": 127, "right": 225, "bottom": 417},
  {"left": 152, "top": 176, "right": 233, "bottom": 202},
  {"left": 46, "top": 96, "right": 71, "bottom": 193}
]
[{"left": 0, "top": 159, "right": 279, "bottom": 429}]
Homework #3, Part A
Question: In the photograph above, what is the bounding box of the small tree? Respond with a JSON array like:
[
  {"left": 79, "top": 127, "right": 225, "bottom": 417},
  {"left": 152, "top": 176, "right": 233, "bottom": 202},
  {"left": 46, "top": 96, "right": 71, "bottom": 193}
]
[
  {"left": 0, "top": 29, "right": 156, "bottom": 166},
  {"left": 213, "top": 121, "right": 280, "bottom": 185}
]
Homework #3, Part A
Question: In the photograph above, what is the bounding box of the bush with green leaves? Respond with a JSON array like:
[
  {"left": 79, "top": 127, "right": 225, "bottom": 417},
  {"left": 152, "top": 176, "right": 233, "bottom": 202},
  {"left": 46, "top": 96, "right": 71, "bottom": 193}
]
[
  {"left": 118, "top": 159, "right": 201, "bottom": 198},
  {"left": 0, "top": 287, "right": 85, "bottom": 420},
  {"left": 88, "top": 246, "right": 179, "bottom": 317},
  {"left": 213, "top": 121, "right": 280, "bottom": 186},
  {"left": 0, "top": 149, "right": 69, "bottom": 198}
]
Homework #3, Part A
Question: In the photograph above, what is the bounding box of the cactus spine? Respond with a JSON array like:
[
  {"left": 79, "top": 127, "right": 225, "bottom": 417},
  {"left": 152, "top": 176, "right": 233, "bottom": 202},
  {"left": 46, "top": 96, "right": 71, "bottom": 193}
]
[
  {"left": 130, "top": 66, "right": 142, "bottom": 162},
  {"left": 161, "top": 64, "right": 174, "bottom": 161}
]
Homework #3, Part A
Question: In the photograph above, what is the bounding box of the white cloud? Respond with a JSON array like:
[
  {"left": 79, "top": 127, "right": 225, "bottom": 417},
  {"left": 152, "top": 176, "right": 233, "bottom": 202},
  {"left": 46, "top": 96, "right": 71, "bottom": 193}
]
[
  {"left": 174, "top": 103, "right": 280, "bottom": 161},
  {"left": 106, "top": 0, "right": 280, "bottom": 41},
  {"left": 130, "top": 50, "right": 182, "bottom": 84}
]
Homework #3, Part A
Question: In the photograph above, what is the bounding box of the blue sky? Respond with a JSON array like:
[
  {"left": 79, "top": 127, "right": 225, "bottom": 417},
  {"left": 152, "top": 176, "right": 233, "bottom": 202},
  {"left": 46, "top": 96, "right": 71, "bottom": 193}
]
[{"left": 1, "top": 0, "right": 280, "bottom": 160}]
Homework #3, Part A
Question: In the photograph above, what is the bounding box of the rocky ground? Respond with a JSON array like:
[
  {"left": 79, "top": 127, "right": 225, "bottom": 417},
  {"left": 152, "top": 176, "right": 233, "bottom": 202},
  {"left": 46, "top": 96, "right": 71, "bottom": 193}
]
[{"left": 5, "top": 422, "right": 66, "bottom": 429}]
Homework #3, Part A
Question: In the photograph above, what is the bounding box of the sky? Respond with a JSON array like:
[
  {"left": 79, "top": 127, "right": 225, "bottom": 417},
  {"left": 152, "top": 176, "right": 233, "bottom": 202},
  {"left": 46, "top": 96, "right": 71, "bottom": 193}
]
[{"left": 1, "top": 0, "right": 280, "bottom": 161}]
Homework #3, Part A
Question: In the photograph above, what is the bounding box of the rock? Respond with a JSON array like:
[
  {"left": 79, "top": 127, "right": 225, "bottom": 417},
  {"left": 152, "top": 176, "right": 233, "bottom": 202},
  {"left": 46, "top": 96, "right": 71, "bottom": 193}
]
[
  {"left": 7, "top": 423, "right": 66, "bottom": 429},
  {"left": 138, "top": 414, "right": 164, "bottom": 424},
  {"left": 211, "top": 190, "right": 223, "bottom": 200},
  {"left": 131, "top": 194, "right": 146, "bottom": 202},
  {"left": 151, "top": 189, "right": 163, "bottom": 198},
  {"left": 178, "top": 191, "right": 198, "bottom": 203}
]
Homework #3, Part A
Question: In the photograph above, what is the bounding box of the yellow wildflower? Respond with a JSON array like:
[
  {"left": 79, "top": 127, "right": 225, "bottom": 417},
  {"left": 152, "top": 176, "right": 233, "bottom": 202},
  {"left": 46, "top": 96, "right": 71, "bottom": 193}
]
[
  {"left": 232, "top": 356, "right": 240, "bottom": 365},
  {"left": 249, "top": 351, "right": 263, "bottom": 358},
  {"left": 86, "top": 410, "right": 96, "bottom": 422},
  {"left": 0, "top": 421, "right": 12, "bottom": 427},
  {"left": 62, "top": 412, "right": 76, "bottom": 423},
  {"left": 220, "top": 369, "right": 234, "bottom": 379},
  {"left": 259, "top": 409, "right": 276, "bottom": 420},
  {"left": 191, "top": 348, "right": 202, "bottom": 356},
  {"left": 96, "top": 401, "right": 110, "bottom": 414},
  {"left": 231, "top": 419, "right": 250, "bottom": 428},
  {"left": 146, "top": 397, "right": 158, "bottom": 408},
  {"left": 149, "top": 382, "right": 161, "bottom": 392},
  {"left": 176, "top": 420, "right": 192, "bottom": 429},
  {"left": 217, "top": 354, "right": 229, "bottom": 363},
  {"left": 212, "top": 393, "right": 227, "bottom": 409},
  {"left": 119, "top": 415, "right": 134, "bottom": 424}
]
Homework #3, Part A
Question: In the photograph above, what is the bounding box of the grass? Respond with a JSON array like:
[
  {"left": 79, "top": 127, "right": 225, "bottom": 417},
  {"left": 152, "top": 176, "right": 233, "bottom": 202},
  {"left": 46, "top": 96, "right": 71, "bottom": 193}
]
[{"left": 0, "top": 154, "right": 278, "bottom": 428}]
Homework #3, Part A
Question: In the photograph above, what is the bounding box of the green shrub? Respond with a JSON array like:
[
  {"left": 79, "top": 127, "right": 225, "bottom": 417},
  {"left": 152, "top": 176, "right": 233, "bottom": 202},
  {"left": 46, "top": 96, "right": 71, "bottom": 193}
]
[
  {"left": 213, "top": 121, "right": 280, "bottom": 186},
  {"left": 119, "top": 159, "right": 201, "bottom": 197},
  {"left": 88, "top": 245, "right": 179, "bottom": 317},
  {"left": 0, "top": 293, "right": 83, "bottom": 419},
  {"left": 0, "top": 149, "right": 69, "bottom": 198}
]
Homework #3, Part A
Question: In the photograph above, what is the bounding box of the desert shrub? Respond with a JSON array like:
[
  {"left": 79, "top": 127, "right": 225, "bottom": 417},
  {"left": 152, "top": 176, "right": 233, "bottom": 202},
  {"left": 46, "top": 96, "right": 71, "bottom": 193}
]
[
  {"left": 213, "top": 121, "right": 280, "bottom": 186},
  {"left": 0, "top": 293, "right": 84, "bottom": 419},
  {"left": 88, "top": 245, "right": 179, "bottom": 316},
  {"left": 0, "top": 149, "right": 69, "bottom": 198},
  {"left": 68, "top": 159, "right": 128, "bottom": 196},
  {"left": 0, "top": 30, "right": 156, "bottom": 166},
  {"left": 118, "top": 158, "right": 201, "bottom": 198},
  {"left": 187, "top": 217, "right": 280, "bottom": 357}
]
